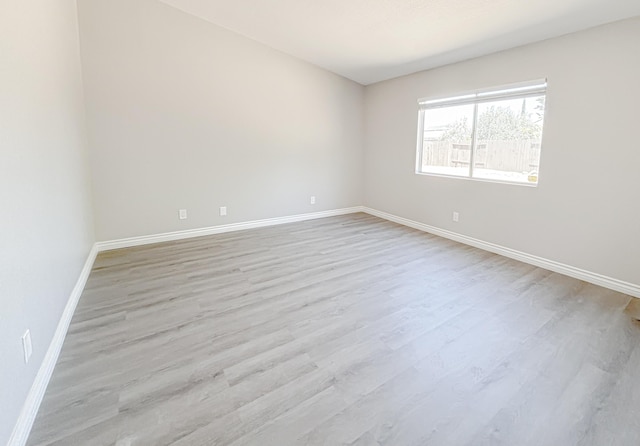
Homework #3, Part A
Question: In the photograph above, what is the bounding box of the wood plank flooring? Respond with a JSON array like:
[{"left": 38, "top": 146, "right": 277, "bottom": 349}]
[{"left": 27, "top": 213, "right": 640, "bottom": 445}]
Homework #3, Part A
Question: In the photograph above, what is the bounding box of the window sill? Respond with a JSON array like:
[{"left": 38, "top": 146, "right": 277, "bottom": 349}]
[{"left": 415, "top": 171, "right": 538, "bottom": 188}]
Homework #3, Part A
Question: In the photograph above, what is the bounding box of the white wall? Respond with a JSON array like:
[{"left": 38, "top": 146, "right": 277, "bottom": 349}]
[
  {"left": 0, "top": 1, "right": 95, "bottom": 443},
  {"left": 78, "top": 0, "right": 365, "bottom": 242},
  {"left": 2, "top": 5, "right": 638, "bottom": 442},
  {"left": 364, "top": 17, "right": 640, "bottom": 287}
]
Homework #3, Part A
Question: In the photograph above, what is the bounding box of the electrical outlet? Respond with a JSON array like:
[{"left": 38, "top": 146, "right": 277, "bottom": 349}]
[
  {"left": 453, "top": 212, "right": 459, "bottom": 222},
  {"left": 219, "top": 206, "right": 227, "bottom": 216},
  {"left": 22, "top": 330, "right": 32, "bottom": 364},
  {"left": 179, "top": 209, "right": 187, "bottom": 220},
  {"left": 310, "top": 196, "right": 316, "bottom": 205}
]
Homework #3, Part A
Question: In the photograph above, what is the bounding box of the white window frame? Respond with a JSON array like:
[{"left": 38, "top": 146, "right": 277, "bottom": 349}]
[{"left": 415, "top": 79, "right": 547, "bottom": 186}]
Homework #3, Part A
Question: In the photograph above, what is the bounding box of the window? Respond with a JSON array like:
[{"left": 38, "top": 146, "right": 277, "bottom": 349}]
[{"left": 416, "top": 80, "right": 547, "bottom": 185}]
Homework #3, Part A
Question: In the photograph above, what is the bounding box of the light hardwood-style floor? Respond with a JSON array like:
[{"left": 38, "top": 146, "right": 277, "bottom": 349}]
[{"left": 27, "top": 213, "right": 640, "bottom": 445}]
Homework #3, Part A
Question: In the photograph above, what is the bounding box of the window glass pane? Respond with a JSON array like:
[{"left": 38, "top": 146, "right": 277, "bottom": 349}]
[
  {"left": 472, "top": 95, "right": 545, "bottom": 184},
  {"left": 421, "top": 104, "right": 475, "bottom": 177}
]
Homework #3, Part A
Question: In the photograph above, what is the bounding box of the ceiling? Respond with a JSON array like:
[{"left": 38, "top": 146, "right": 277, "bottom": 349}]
[{"left": 158, "top": 0, "right": 640, "bottom": 85}]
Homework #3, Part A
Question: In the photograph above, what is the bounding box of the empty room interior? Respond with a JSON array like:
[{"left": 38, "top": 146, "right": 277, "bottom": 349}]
[{"left": 3, "top": 0, "right": 640, "bottom": 445}]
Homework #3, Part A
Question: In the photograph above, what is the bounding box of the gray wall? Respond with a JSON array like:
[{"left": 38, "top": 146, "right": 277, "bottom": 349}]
[
  {"left": 0, "top": 1, "right": 95, "bottom": 443},
  {"left": 364, "top": 17, "right": 640, "bottom": 286},
  {"left": 78, "top": 0, "right": 365, "bottom": 241},
  {"left": 3, "top": 4, "right": 639, "bottom": 442}
]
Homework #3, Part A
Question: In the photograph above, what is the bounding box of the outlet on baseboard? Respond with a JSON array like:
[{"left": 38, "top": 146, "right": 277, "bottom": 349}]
[
  {"left": 452, "top": 211, "right": 459, "bottom": 222},
  {"left": 22, "top": 329, "right": 32, "bottom": 364},
  {"left": 179, "top": 209, "right": 187, "bottom": 220},
  {"left": 220, "top": 206, "right": 227, "bottom": 216},
  {"left": 310, "top": 196, "right": 316, "bottom": 205}
]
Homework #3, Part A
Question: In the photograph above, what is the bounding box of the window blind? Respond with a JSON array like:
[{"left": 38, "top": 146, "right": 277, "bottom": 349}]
[{"left": 418, "top": 79, "right": 547, "bottom": 109}]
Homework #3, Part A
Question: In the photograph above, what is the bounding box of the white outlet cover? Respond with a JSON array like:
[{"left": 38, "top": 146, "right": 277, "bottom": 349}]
[
  {"left": 220, "top": 206, "right": 227, "bottom": 216},
  {"left": 179, "top": 209, "right": 187, "bottom": 220},
  {"left": 310, "top": 196, "right": 316, "bottom": 205},
  {"left": 22, "top": 330, "right": 32, "bottom": 364},
  {"left": 453, "top": 212, "right": 459, "bottom": 222}
]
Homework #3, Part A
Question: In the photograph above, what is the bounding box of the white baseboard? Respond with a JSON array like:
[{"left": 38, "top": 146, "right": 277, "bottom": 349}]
[
  {"left": 8, "top": 207, "right": 364, "bottom": 445},
  {"left": 96, "top": 207, "right": 365, "bottom": 252},
  {"left": 363, "top": 207, "right": 640, "bottom": 298},
  {"left": 8, "top": 244, "right": 99, "bottom": 446},
  {"left": 10, "top": 205, "right": 637, "bottom": 445}
]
